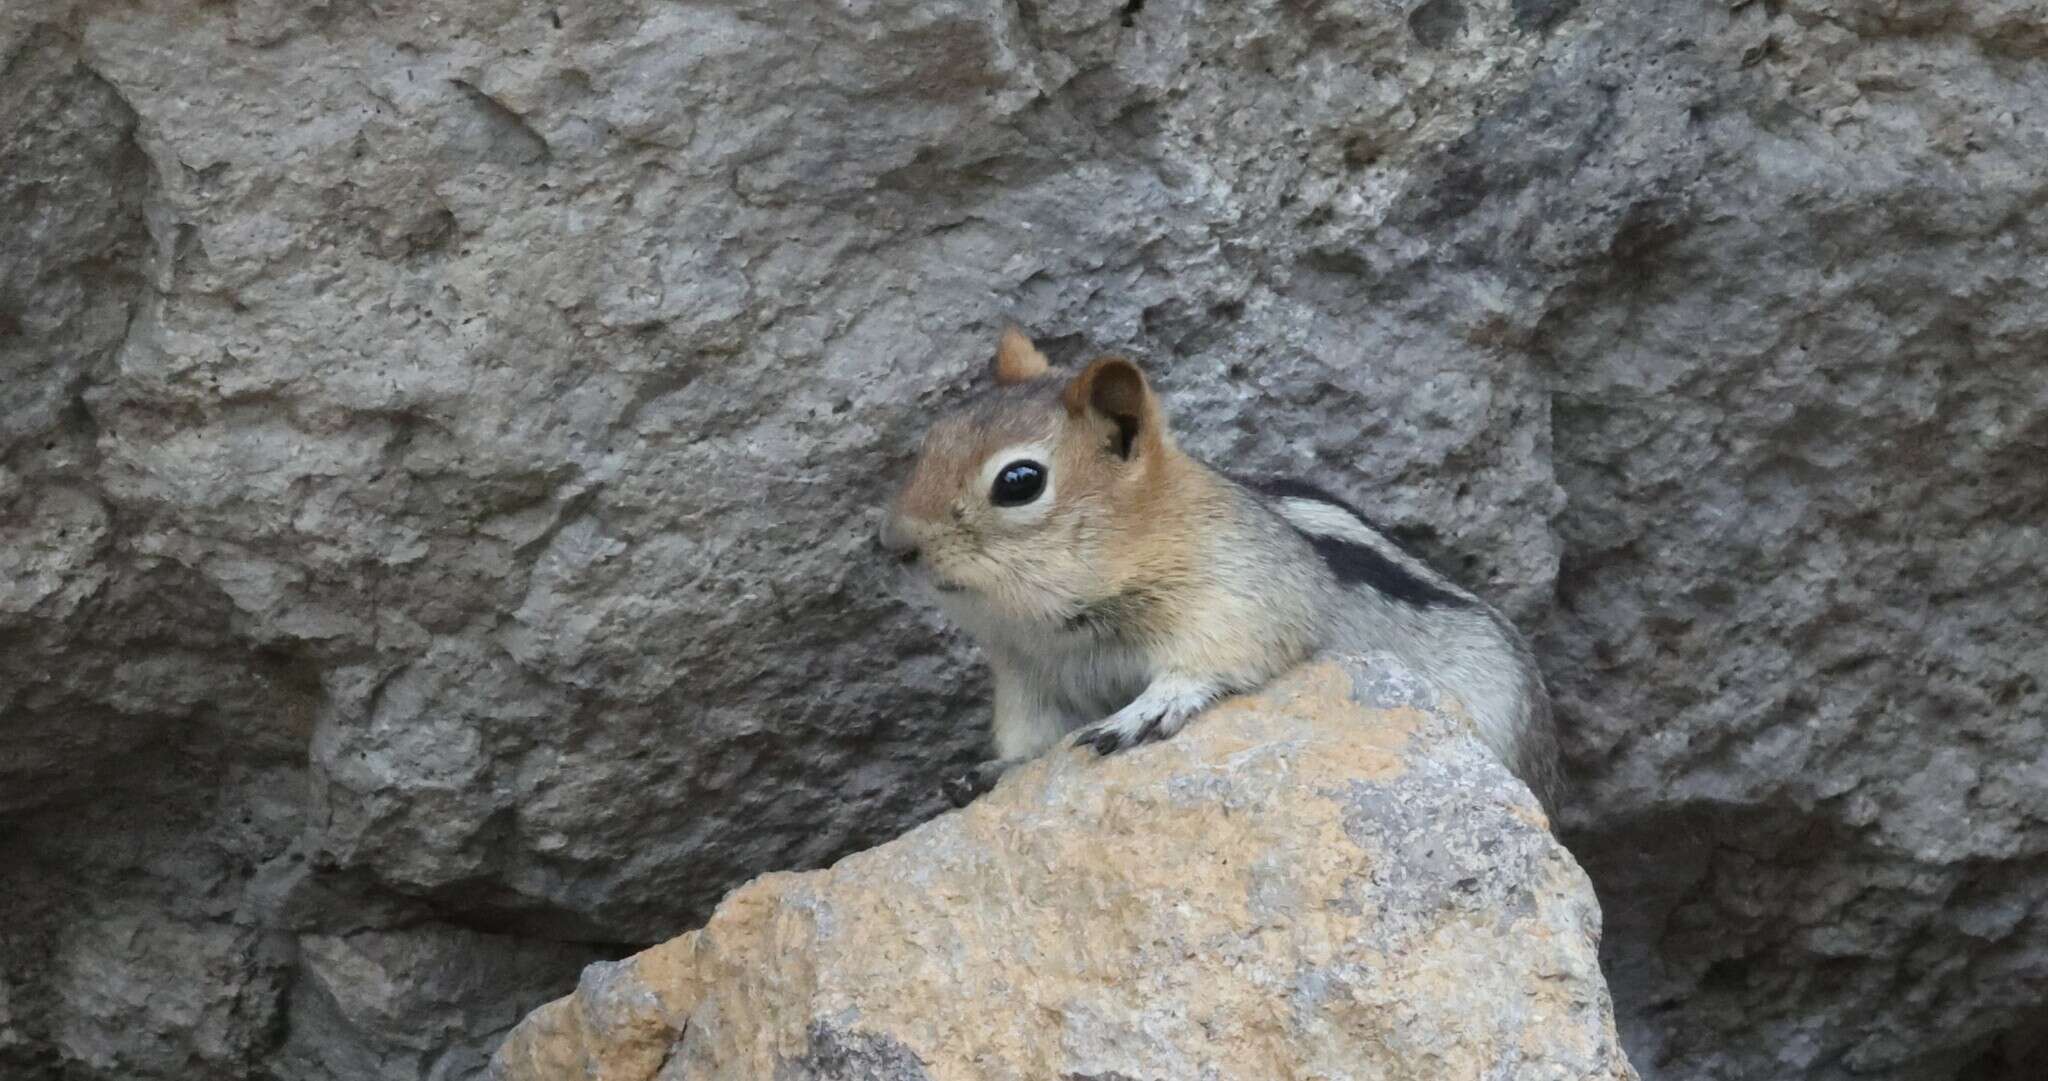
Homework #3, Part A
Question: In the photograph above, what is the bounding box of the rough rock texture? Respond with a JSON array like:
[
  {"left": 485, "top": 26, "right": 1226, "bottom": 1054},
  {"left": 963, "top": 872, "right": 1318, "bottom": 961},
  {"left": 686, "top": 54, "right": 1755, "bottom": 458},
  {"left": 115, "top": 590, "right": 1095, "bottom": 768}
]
[
  {"left": 494, "top": 656, "right": 1636, "bottom": 1081},
  {"left": 2, "top": 0, "right": 2044, "bottom": 1079}
]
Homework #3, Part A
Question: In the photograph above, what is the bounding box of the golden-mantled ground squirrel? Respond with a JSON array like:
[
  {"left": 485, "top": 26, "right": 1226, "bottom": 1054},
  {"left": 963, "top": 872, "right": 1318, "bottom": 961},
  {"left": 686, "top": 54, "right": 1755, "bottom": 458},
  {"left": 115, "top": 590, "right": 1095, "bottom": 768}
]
[{"left": 882, "top": 328, "right": 1560, "bottom": 810}]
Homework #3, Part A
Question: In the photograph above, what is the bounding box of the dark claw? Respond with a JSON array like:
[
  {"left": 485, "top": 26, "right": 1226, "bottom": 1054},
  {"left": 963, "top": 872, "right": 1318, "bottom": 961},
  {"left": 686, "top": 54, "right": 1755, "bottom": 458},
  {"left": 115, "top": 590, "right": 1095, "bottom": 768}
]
[
  {"left": 1134, "top": 712, "right": 1165, "bottom": 744},
  {"left": 942, "top": 760, "right": 1004, "bottom": 807}
]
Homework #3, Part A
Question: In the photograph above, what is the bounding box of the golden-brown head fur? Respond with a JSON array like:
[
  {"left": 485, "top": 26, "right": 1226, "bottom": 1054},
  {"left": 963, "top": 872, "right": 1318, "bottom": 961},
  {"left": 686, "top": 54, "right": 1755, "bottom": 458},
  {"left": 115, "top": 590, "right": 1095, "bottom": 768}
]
[{"left": 882, "top": 330, "right": 1205, "bottom": 637}]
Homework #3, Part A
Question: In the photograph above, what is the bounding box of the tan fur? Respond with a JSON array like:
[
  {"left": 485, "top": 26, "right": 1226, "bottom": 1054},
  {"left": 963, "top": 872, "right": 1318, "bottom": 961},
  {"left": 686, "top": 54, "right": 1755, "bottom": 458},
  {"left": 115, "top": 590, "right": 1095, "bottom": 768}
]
[
  {"left": 991, "top": 325, "right": 1051, "bottom": 386},
  {"left": 883, "top": 329, "right": 1558, "bottom": 811}
]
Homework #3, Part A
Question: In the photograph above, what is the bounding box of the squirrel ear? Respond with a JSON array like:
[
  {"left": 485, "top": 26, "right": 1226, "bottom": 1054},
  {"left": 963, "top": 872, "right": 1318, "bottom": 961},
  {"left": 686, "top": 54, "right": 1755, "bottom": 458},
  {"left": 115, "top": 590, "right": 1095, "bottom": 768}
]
[
  {"left": 991, "top": 326, "right": 1051, "bottom": 386},
  {"left": 1062, "top": 356, "right": 1163, "bottom": 460}
]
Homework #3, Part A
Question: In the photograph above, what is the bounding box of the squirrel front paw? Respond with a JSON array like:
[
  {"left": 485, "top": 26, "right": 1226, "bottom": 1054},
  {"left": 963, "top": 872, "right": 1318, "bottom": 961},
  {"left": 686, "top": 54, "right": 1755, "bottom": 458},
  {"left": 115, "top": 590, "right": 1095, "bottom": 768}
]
[
  {"left": 1070, "top": 708, "right": 1180, "bottom": 755},
  {"left": 1070, "top": 678, "right": 1217, "bottom": 756},
  {"left": 943, "top": 758, "right": 1012, "bottom": 807}
]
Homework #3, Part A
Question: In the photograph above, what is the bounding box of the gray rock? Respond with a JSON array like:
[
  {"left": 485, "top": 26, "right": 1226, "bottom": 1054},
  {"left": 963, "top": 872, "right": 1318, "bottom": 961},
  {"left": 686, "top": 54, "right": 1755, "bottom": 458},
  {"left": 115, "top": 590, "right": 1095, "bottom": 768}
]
[
  {"left": 274, "top": 928, "right": 609, "bottom": 1081},
  {"left": 493, "top": 656, "right": 1637, "bottom": 1081},
  {"left": 2, "top": 0, "right": 2043, "bottom": 1078},
  {"left": 50, "top": 906, "right": 289, "bottom": 1077}
]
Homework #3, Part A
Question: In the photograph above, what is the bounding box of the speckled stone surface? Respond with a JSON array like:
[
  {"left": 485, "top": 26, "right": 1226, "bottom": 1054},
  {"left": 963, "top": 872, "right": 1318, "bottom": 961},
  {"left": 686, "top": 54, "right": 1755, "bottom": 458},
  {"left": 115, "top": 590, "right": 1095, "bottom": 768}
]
[{"left": 493, "top": 656, "right": 1635, "bottom": 1081}]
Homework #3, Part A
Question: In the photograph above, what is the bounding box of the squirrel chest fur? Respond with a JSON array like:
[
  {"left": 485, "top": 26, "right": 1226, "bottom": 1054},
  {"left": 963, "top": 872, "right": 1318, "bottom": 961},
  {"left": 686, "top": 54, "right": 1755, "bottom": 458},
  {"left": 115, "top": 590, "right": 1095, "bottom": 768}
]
[{"left": 882, "top": 328, "right": 1559, "bottom": 809}]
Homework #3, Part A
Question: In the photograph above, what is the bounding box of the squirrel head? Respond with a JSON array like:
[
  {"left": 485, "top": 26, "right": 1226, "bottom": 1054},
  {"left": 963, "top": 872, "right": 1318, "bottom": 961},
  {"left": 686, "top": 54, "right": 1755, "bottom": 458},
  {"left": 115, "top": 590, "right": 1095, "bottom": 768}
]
[{"left": 881, "top": 327, "right": 1179, "bottom": 630}]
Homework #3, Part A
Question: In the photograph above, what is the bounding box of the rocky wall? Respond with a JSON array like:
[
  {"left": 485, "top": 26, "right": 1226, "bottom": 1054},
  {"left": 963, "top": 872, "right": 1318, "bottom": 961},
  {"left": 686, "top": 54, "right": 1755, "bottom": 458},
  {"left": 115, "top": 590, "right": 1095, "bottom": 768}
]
[{"left": 2, "top": 1, "right": 2043, "bottom": 1078}]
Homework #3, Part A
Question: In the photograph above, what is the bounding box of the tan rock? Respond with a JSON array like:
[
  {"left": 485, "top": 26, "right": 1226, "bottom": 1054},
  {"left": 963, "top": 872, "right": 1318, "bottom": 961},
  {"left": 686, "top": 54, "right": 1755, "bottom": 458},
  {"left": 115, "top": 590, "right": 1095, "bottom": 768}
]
[{"left": 494, "top": 656, "right": 1636, "bottom": 1081}]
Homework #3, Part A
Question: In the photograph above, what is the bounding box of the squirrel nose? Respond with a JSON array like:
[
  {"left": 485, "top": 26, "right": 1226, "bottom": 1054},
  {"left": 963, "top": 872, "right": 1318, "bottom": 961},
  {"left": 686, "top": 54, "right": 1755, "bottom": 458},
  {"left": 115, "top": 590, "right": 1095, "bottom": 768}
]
[{"left": 878, "top": 517, "right": 920, "bottom": 565}]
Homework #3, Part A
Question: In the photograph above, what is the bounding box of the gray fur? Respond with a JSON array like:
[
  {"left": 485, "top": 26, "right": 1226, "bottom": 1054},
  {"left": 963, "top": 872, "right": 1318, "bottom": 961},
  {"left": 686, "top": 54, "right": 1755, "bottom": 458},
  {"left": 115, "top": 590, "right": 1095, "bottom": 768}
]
[{"left": 1229, "top": 476, "right": 1561, "bottom": 811}]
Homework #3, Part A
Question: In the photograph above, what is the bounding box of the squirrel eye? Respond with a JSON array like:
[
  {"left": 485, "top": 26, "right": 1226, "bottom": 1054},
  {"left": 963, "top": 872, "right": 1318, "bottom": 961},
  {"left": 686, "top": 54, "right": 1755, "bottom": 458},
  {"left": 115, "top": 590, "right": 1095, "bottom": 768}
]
[{"left": 990, "top": 460, "right": 1047, "bottom": 507}]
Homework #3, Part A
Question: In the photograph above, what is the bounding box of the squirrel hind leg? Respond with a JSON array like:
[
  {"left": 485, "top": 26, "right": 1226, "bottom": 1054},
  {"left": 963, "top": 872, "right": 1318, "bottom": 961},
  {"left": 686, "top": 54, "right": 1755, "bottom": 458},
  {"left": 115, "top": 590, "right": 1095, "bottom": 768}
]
[{"left": 1070, "top": 675, "right": 1220, "bottom": 756}]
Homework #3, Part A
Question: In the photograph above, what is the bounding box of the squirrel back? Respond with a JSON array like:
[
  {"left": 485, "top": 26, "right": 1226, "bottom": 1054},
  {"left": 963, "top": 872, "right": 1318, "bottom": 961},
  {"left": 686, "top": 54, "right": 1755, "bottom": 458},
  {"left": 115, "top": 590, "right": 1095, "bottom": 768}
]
[{"left": 1241, "top": 475, "right": 1560, "bottom": 805}]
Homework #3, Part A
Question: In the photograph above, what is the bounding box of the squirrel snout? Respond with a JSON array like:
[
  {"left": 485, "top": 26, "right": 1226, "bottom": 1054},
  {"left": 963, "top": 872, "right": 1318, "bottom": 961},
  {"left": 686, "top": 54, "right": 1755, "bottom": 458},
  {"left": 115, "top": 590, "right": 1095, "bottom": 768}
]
[{"left": 877, "top": 517, "right": 920, "bottom": 565}]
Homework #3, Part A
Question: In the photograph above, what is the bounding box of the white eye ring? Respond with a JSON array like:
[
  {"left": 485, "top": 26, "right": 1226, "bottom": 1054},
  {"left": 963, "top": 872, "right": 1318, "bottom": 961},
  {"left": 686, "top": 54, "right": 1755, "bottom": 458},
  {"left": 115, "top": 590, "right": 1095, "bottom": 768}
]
[{"left": 977, "top": 441, "right": 1057, "bottom": 521}]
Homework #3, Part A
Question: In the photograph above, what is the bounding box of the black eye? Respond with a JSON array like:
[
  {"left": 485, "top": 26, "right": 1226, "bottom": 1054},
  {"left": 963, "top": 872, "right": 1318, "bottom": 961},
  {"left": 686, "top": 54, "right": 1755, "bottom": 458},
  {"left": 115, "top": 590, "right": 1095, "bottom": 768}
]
[{"left": 990, "top": 460, "right": 1047, "bottom": 507}]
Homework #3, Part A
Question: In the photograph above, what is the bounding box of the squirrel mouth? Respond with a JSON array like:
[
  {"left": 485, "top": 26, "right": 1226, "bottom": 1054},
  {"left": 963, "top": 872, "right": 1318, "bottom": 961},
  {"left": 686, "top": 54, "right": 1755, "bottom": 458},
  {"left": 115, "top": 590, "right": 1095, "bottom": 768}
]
[{"left": 902, "top": 565, "right": 964, "bottom": 594}]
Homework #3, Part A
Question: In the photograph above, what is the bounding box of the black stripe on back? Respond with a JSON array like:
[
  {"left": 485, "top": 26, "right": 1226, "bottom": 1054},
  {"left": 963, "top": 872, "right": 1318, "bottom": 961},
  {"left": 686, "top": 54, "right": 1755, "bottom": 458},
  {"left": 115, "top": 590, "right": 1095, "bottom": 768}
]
[
  {"left": 1233, "top": 474, "right": 1467, "bottom": 609},
  {"left": 1294, "top": 530, "right": 1466, "bottom": 608}
]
